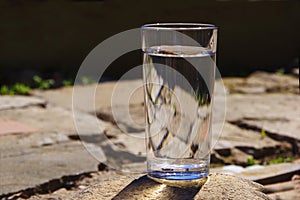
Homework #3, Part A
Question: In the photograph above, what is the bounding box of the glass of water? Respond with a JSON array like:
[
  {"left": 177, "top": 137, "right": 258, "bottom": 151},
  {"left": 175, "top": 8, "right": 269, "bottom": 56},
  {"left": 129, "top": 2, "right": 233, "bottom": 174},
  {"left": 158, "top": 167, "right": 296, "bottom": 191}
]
[{"left": 141, "top": 23, "right": 217, "bottom": 186}]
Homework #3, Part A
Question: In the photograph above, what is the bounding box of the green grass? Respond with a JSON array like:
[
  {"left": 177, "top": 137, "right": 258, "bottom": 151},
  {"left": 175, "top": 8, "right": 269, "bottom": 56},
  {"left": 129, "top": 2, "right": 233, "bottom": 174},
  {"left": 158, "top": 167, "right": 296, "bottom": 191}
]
[
  {"left": 0, "top": 83, "right": 31, "bottom": 95},
  {"left": 0, "top": 74, "right": 95, "bottom": 96},
  {"left": 269, "top": 157, "right": 293, "bottom": 165},
  {"left": 62, "top": 80, "right": 73, "bottom": 86},
  {"left": 0, "top": 75, "right": 56, "bottom": 95},
  {"left": 247, "top": 156, "right": 256, "bottom": 166},
  {"left": 33, "top": 75, "right": 55, "bottom": 90},
  {"left": 261, "top": 129, "right": 267, "bottom": 138}
]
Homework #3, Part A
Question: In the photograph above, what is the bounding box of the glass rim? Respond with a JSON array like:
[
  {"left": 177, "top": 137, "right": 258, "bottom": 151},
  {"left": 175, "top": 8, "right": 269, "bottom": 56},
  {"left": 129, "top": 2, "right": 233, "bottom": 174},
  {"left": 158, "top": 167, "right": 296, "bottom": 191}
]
[{"left": 141, "top": 23, "right": 217, "bottom": 30}]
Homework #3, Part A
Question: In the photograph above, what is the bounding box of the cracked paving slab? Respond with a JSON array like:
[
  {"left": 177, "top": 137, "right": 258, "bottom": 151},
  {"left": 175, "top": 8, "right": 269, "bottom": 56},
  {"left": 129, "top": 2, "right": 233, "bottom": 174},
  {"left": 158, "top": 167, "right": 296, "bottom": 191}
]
[
  {"left": 0, "top": 139, "right": 102, "bottom": 195},
  {"left": 214, "top": 123, "right": 282, "bottom": 152},
  {"left": 1, "top": 72, "right": 298, "bottom": 198},
  {"left": 0, "top": 104, "right": 145, "bottom": 196},
  {"left": 226, "top": 93, "right": 300, "bottom": 142},
  {"left": 0, "top": 105, "right": 106, "bottom": 195}
]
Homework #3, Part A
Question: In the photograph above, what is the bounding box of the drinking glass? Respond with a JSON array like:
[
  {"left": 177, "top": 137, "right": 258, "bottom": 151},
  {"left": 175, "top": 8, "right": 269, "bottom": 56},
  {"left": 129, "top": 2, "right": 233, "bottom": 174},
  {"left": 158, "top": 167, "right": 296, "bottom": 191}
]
[{"left": 141, "top": 23, "right": 217, "bottom": 186}]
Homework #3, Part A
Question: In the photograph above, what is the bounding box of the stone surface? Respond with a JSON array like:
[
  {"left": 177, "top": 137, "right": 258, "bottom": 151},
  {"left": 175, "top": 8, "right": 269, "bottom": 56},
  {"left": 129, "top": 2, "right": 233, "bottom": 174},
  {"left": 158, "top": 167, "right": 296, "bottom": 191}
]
[
  {"left": 264, "top": 176, "right": 300, "bottom": 194},
  {"left": 32, "top": 80, "right": 144, "bottom": 113},
  {"left": 0, "top": 95, "right": 46, "bottom": 110},
  {"left": 226, "top": 93, "right": 300, "bottom": 142},
  {"left": 223, "top": 72, "right": 299, "bottom": 94},
  {"left": 0, "top": 102, "right": 147, "bottom": 195},
  {"left": 214, "top": 123, "right": 281, "bottom": 151},
  {"left": 93, "top": 81, "right": 289, "bottom": 166},
  {"left": 1, "top": 71, "right": 299, "bottom": 199},
  {"left": 74, "top": 173, "right": 271, "bottom": 200},
  {"left": 266, "top": 174, "right": 300, "bottom": 200},
  {"left": 0, "top": 119, "right": 37, "bottom": 135},
  {"left": 212, "top": 122, "right": 291, "bottom": 165},
  {"left": 212, "top": 162, "right": 300, "bottom": 185},
  {"left": 4, "top": 171, "right": 121, "bottom": 200},
  {"left": 0, "top": 104, "right": 108, "bottom": 195},
  {"left": 0, "top": 105, "right": 104, "bottom": 135},
  {"left": 0, "top": 139, "right": 102, "bottom": 195},
  {"left": 230, "top": 148, "right": 252, "bottom": 165},
  {"left": 268, "top": 190, "right": 300, "bottom": 200}
]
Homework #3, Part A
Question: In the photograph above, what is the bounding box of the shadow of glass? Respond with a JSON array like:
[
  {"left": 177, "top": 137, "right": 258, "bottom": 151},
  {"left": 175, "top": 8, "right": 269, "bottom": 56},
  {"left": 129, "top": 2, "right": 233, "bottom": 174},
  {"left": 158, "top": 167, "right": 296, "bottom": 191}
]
[{"left": 112, "top": 175, "right": 201, "bottom": 200}]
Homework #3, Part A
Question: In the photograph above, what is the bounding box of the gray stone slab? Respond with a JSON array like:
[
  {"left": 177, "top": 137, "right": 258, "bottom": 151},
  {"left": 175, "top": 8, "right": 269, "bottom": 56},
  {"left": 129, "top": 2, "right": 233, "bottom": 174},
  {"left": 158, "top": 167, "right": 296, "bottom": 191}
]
[
  {"left": 0, "top": 95, "right": 45, "bottom": 110},
  {"left": 1, "top": 74, "right": 297, "bottom": 198},
  {"left": 25, "top": 171, "right": 121, "bottom": 200},
  {"left": 268, "top": 190, "right": 300, "bottom": 200},
  {"left": 212, "top": 163, "right": 300, "bottom": 184},
  {"left": 96, "top": 88, "right": 287, "bottom": 166},
  {"left": 266, "top": 174, "right": 300, "bottom": 200},
  {"left": 32, "top": 80, "right": 144, "bottom": 113},
  {"left": 264, "top": 177, "right": 299, "bottom": 194},
  {"left": 0, "top": 104, "right": 111, "bottom": 195},
  {"left": 213, "top": 123, "right": 281, "bottom": 150},
  {"left": 0, "top": 141, "right": 102, "bottom": 195},
  {"left": 238, "top": 163, "right": 300, "bottom": 184},
  {"left": 226, "top": 93, "right": 300, "bottom": 141},
  {"left": 98, "top": 104, "right": 145, "bottom": 133},
  {"left": 212, "top": 122, "right": 286, "bottom": 164},
  {"left": 101, "top": 80, "right": 226, "bottom": 133},
  {"left": 223, "top": 72, "right": 299, "bottom": 94},
  {"left": 0, "top": 132, "right": 69, "bottom": 158},
  {"left": 0, "top": 106, "right": 104, "bottom": 135}
]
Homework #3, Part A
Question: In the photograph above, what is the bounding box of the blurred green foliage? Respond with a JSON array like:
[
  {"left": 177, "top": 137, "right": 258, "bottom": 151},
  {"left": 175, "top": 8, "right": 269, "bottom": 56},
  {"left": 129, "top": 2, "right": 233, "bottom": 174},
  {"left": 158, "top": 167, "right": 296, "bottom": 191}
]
[
  {"left": 62, "top": 80, "right": 73, "bottom": 86},
  {"left": 261, "top": 129, "right": 267, "bottom": 139},
  {"left": 247, "top": 156, "right": 256, "bottom": 166},
  {"left": 0, "top": 83, "right": 31, "bottom": 95},
  {"left": 33, "top": 76, "right": 55, "bottom": 90},
  {"left": 80, "top": 76, "right": 96, "bottom": 85},
  {"left": 269, "top": 157, "right": 293, "bottom": 165}
]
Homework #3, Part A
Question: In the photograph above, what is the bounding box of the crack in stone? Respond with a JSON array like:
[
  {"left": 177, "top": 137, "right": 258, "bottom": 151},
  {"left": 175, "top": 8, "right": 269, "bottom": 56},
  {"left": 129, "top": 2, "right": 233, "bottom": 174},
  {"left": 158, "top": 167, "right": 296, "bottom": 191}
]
[
  {"left": 0, "top": 171, "right": 93, "bottom": 200},
  {"left": 242, "top": 117, "right": 289, "bottom": 122},
  {"left": 229, "top": 119, "right": 300, "bottom": 155}
]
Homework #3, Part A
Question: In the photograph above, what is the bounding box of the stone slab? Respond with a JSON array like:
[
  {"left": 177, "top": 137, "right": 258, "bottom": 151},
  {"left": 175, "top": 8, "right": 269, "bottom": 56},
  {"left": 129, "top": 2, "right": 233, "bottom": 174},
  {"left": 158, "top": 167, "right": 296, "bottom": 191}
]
[
  {"left": 223, "top": 72, "right": 299, "bottom": 94},
  {"left": 0, "top": 140, "right": 102, "bottom": 195},
  {"left": 74, "top": 173, "right": 270, "bottom": 200},
  {"left": 213, "top": 123, "right": 281, "bottom": 151},
  {"left": 226, "top": 93, "right": 300, "bottom": 141},
  {"left": 268, "top": 190, "right": 300, "bottom": 200},
  {"left": 0, "top": 95, "right": 46, "bottom": 110},
  {"left": 264, "top": 176, "right": 300, "bottom": 194},
  {"left": 212, "top": 163, "right": 300, "bottom": 185},
  {"left": 0, "top": 119, "right": 37, "bottom": 135},
  {"left": 23, "top": 171, "right": 121, "bottom": 200},
  {"left": 0, "top": 105, "right": 109, "bottom": 195},
  {"left": 0, "top": 106, "right": 104, "bottom": 135},
  {"left": 32, "top": 80, "right": 144, "bottom": 113}
]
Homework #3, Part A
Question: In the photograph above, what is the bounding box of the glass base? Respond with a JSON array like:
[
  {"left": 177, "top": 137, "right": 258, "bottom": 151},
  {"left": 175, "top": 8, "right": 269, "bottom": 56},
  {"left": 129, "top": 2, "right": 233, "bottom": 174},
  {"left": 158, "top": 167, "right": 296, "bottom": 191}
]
[
  {"left": 147, "top": 159, "right": 209, "bottom": 187},
  {"left": 148, "top": 171, "right": 208, "bottom": 187},
  {"left": 149, "top": 170, "right": 209, "bottom": 180}
]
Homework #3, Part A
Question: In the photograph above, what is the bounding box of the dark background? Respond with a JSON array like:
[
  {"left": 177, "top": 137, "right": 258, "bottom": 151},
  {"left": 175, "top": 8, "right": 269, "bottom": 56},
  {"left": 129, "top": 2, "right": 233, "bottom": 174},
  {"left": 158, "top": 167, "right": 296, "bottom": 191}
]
[{"left": 0, "top": 0, "right": 299, "bottom": 83}]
